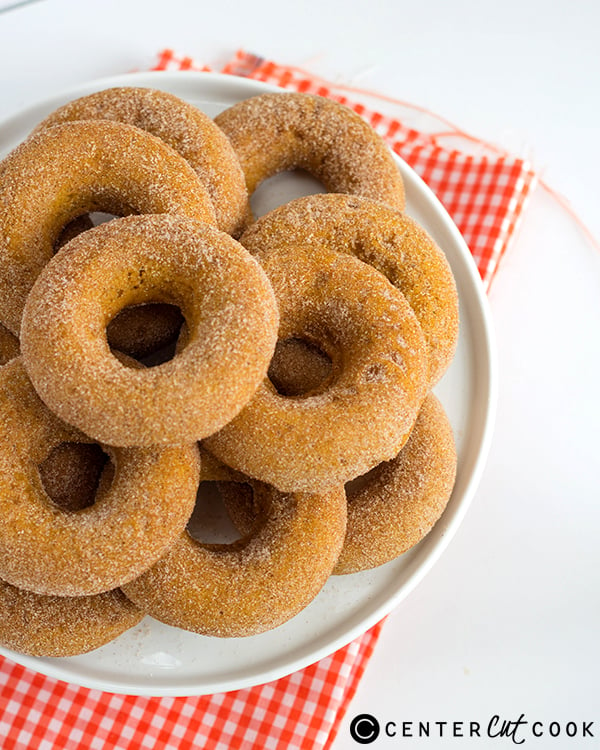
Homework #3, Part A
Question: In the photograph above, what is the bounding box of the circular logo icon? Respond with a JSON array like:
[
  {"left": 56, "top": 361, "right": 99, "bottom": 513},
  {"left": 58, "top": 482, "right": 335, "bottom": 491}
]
[{"left": 350, "top": 714, "right": 381, "bottom": 744}]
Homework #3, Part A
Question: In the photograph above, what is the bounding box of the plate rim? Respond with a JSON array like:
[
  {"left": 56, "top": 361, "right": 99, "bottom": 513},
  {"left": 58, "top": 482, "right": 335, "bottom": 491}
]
[{"left": 0, "top": 70, "right": 498, "bottom": 696}]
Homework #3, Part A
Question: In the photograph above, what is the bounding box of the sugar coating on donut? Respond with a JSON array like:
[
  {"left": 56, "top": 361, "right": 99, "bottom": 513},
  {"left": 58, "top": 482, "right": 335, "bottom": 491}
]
[
  {"left": 220, "top": 393, "right": 457, "bottom": 573},
  {"left": 215, "top": 92, "right": 405, "bottom": 211},
  {"left": 35, "top": 87, "right": 250, "bottom": 237},
  {"left": 0, "top": 119, "right": 216, "bottom": 334},
  {"left": 335, "top": 392, "right": 457, "bottom": 573},
  {"left": 20, "top": 215, "right": 279, "bottom": 447},
  {"left": 0, "top": 582, "right": 143, "bottom": 657},
  {"left": 241, "top": 193, "right": 459, "bottom": 386},
  {"left": 122, "top": 480, "right": 347, "bottom": 637},
  {"left": 0, "top": 358, "right": 201, "bottom": 596},
  {"left": 204, "top": 244, "right": 429, "bottom": 492}
]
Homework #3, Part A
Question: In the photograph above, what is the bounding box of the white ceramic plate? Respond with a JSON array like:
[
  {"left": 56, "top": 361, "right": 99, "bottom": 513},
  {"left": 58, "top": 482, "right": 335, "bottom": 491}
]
[{"left": 0, "top": 72, "right": 497, "bottom": 696}]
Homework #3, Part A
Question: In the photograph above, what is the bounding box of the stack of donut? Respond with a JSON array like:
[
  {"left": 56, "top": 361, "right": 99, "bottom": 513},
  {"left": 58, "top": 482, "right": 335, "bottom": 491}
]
[{"left": 0, "top": 86, "right": 459, "bottom": 657}]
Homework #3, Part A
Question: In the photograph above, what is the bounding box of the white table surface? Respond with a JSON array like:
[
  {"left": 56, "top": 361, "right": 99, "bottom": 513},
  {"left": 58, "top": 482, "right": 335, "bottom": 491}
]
[{"left": 0, "top": 1, "right": 598, "bottom": 748}]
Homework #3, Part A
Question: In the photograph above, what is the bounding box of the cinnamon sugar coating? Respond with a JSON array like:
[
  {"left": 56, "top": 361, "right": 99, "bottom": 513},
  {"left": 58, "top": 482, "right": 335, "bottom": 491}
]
[
  {"left": 215, "top": 92, "right": 405, "bottom": 212},
  {"left": 336, "top": 392, "right": 457, "bottom": 573},
  {"left": 35, "top": 87, "right": 250, "bottom": 237},
  {"left": 0, "top": 119, "right": 216, "bottom": 334},
  {"left": 204, "top": 244, "right": 428, "bottom": 492},
  {"left": 0, "top": 583, "right": 143, "bottom": 657},
  {"left": 122, "top": 478, "right": 346, "bottom": 637},
  {"left": 0, "top": 358, "right": 200, "bottom": 596},
  {"left": 241, "top": 194, "right": 459, "bottom": 386},
  {"left": 222, "top": 394, "right": 456, "bottom": 573},
  {"left": 20, "top": 215, "right": 279, "bottom": 447}
]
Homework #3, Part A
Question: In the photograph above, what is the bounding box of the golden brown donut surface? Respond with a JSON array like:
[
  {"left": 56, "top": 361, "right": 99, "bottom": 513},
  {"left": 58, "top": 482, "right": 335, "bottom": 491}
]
[
  {"left": 241, "top": 193, "right": 459, "bottom": 386},
  {"left": 204, "top": 244, "right": 428, "bottom": 493},
  {"left": 0, "top": 358, "right": 200, "bottom": 596},
  {"left": 35, "top": 86, "right": 250, "bottom": 237},
  {"left": 215, "top": 92, "right": 405, "bottom": 211},
  {"left": 336, "top": 392, "right": 457, "bottom": 573},
  {"left": 0, "top": 119, "right": 216, "bottom": 334},
  {"left": 21, "top": 215, "right": 279, "bottom": 447},
  {"left": 0, "top": 583, "right": 143, "bottom": 658},
  {"left": 223, "top": 393, "right": 457, "bottom": 574},
  {"left": 122, "top": 478, "right": 347, "bottom": 638}
]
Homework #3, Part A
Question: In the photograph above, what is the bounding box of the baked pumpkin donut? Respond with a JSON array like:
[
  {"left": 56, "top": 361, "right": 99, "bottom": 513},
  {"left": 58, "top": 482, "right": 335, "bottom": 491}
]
[
  {"left": 335, "top": 392, "right": 457, "bottom": 573},
  {"left": 35, "top": 86, "right": 250, "bottom": 237},
  {"left": 0, "top": 582, "right": 143, "bottom": 657},
  {"left": 21, "top": 214, "right": 279, "bottom": 447},
  {"left": 215, "top": 91, "right": 405, "bottom": 212},
  {"left": 241, "top": 193, "right": 459, "bottom": 386},
  {"left": 0, "top": 358, "right": 200, "bottom": 596},
  {"left": 223, "top": 393, "right": 456, "bottom": 574},
  {"left": 204, "top": 244, "right": 428, "bottom": 492},
  {"left": 122, "top": 478, "right": 347, "bottom": 637},
  {"left": 0, "top": 119, "right": 216, "bottom": 334}
]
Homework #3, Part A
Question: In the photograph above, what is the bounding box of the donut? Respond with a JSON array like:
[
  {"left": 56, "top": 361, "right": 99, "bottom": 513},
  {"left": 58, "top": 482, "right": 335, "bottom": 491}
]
[
  {"left": 336, "top": 392, "right": 457, "bottom": 573},
  {"left": 0, "top": 323, "right": 19, "bottom": 366},
  {"left": 0, "top": 358, "right": 200, "bottom": 596},
  {"left": 215, "top": 91, "right": 405, "bottom": 212},
  {"left": 55, "top": 215, "right": 186, "bottom": 362},
  {"left": 122, "top": 478, "right": 347, "bottom": 637},
  {"left": 0, "top": 583, "right": 143, "bottom": 658},
  {"left": 20, "top": 214, "right": 279, "bottom": 448},
  {"left": 34, "top": 86, "right": 250, "bottom": 237},
  {"left": 222, "top": 393, "right": 456, "bottom": 573},
  {"left": 0, "top": 119, "right": 216, "bottom": 334},
  {"left": 204, "top": 243, "right": 429, "bottom": 492},
  {"left": 240, "top": 193, "right": 459, "bottom": 386}
]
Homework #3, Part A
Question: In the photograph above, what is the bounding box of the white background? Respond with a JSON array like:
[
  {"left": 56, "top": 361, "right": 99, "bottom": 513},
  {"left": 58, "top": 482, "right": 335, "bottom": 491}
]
[{"left": 0, "top": 1, "right": 598, "bottom": 748}]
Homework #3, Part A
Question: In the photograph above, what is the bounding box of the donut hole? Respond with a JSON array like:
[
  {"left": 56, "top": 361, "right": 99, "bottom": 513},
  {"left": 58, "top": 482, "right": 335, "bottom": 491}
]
[
  {"left": 54, "top": 212, "right": 123, "bottom": 253},
  {"left": 55, "top": 206, "right": 157, "bottom": 258},
  {"left": 251, "top": 170, "right": 325, "bottom": 218},
  {"left": 106, "top": 302, "right": 185, "bottom": 366},
  {"left": 268, "top": 336, "right": 334, "bottom": 397},
  {"left": 89, "top": 211, "right": 121, "bottom": 226},
  {"left": 186, "top": 481, "right": 244, "bottom": 545},
  {"left": 54, "top": 214, "right": 95, "bottom": 251},
  {"left": 38, "top": 442, "right": 111, "bottom": 512},
  {"left": 345, "top": 462, "right": 385, "bottom": 501}
]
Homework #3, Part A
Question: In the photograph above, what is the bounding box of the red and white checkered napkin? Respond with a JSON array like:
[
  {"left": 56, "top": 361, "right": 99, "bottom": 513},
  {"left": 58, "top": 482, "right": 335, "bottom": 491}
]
[{"left": 0, "top": 50, "right": 537, "bottom": 750}]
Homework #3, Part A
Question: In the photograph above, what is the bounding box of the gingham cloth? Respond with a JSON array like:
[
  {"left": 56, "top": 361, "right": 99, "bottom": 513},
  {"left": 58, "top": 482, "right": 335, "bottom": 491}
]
[{"left": 0, "top": 50, "right": 537, "bottom": 750}]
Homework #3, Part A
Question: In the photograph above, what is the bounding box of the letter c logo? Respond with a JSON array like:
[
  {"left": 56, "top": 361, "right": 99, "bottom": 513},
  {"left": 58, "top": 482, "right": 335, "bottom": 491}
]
[{"left": 350, "top": 714, "right": 381, "bottom": 744}]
